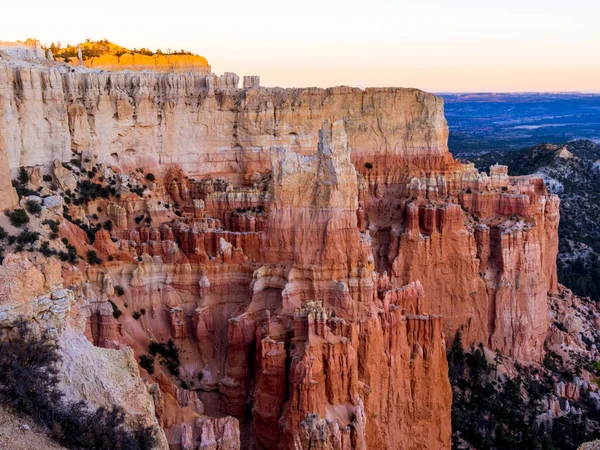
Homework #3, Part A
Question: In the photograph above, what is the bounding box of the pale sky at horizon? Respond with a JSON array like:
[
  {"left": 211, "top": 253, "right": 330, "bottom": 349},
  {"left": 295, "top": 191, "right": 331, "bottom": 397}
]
[{"left": 2, "top": 0, "right": 599, "bottom": 92}]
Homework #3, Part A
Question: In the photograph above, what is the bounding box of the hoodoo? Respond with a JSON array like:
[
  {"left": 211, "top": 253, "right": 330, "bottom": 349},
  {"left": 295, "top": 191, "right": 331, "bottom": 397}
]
[{"left": 0, "top": 40, "right": 561, "bottom": 449}]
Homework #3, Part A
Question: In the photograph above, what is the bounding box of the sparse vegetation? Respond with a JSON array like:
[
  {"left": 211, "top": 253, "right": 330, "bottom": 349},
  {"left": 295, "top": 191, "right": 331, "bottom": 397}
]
[
  {"left": 149, "top": 340, "right": 181, "bottom": 376},
  {"left": 49, "top": 39, "right": 195, "bottom": 62},
  {"left": 12, "top": 170, "right": 36, "bottom": 197},
  {"left": 139, "top": 355, "right": 155, "bottom": 375},
  {"left": 86, "top": 250, "right": 102, "bottom": 265},
  {"left": 58, "top": 244, "right": 78, "bottom": 263},
  {"left": 16, "top": 230, "right": 40, "bottom": 245},
  {"left": 38, "top": 241, "right": 52, "bottom": 257},
  {"left": 7, "top": 209, "right": 29, "bottom": 227},
  {"left": 109, "top": 301, "right": 122, "bottom": 319},
  {"left": 76, "top": 179, "right": 112, "bottom": 202},
  {"left": 42, "top": 219, "right": 60, "bottom": 233},
  {"left": 0, "top": 319, "right": 157, "bottom": 449},
  {"left": 18, "top": 167, "right": 29, "bottom": 185},
  {"left": 449, "top": 331, "right": 600, "bottom": 449},
  {"left": 25, "top": 199, "right": 41, "bottom": 215},
  {"left": 72, "top": 219, "right": 101, "bottom": 244}
]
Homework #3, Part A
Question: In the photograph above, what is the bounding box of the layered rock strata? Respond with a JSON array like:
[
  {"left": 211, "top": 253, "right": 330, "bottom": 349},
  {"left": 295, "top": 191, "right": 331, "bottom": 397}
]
[
  {"left": 0, "top": 51, "right": 446, "bottom": 175},
  {"left": 0, "top": 48, "right": 562, "bottom": 449}
]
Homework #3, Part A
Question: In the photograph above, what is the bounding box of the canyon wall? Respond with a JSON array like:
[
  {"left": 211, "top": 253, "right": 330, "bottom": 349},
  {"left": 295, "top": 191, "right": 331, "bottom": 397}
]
[
  {"left": 0, "top": 48, "right": 559, "bottom": 357},
  {"left": 0, "top": 50, "right": 560, "bottom": 449},
  {"left": 0, "top": 54, "right": 447, "bottom": 176}
]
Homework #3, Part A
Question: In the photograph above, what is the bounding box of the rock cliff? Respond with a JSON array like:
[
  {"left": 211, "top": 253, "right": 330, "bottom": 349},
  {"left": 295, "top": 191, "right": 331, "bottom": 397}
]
[
  {"left": 0, "top": 51, "right": 446, "bottom": 174},
  {"left": 74, "top": 53, "right": 211, "bottom": 73},
  {"left": 0, "top": 47, "right": 561, "bottom": 449}
]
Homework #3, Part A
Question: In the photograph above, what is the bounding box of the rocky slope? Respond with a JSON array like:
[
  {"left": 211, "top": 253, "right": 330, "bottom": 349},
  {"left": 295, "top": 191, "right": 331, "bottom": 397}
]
[
  {"left": 0, "top": 42, "right": 571, "bottom": 449},
  {"left": 451, "top": 285, "right": 600, "bottom": 449}
]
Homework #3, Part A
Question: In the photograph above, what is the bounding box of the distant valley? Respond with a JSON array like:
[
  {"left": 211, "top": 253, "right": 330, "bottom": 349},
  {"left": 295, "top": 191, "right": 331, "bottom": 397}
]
[{"left": 442, "top": 92, "right": 600, "bottom": 154}]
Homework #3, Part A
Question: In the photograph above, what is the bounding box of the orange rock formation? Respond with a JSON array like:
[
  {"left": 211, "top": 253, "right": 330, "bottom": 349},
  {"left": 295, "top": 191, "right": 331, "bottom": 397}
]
[
  {"left": 0, "top": 46, "right": 561, "bottom": 449},
  {"left": 74, "top": 53, "right": 211, "bottom": 73}
]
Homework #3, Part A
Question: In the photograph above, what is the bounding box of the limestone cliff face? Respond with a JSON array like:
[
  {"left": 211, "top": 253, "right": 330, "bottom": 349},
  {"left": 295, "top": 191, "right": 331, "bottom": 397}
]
[
  {"left": 0, "top": 62, "right": 72, "bottom": 170},
  {"left": 0, "top": 55, "right": 447, "bottom": 175}
]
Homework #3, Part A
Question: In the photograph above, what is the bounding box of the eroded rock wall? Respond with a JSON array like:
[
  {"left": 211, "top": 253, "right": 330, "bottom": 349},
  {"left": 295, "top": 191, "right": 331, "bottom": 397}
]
[
  {"left": 0, "top": 55, "right": 447, "bottom": 176},
  {"left": 0, "top": 51, "right": 561, "bottom": 449}
]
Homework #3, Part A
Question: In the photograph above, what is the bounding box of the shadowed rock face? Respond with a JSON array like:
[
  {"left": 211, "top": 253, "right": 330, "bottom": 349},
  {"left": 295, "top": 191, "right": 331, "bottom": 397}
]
[{"left": 0, "top": 51, "right": 560, "bottom": 449}]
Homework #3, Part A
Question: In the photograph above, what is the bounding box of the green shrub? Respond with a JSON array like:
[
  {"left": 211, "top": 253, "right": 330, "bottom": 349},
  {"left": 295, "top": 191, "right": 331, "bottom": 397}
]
[
  {"left": 139, "top": 355, "right": 155, "bottom": 374},
  {"left": 0, "top": 319, "right": 61, "bottom": 415},
  {"left": 58, "top": 244, "right": 78, "bottom": 263},
  {"left": 11, "top": 179, "right": 36, "bottom": 198},
  {"left": 86, "top": 250, "right": 103, "bottom": 265},
  {"left": 42, "top": 219, "right": 60, "bottom": 233},
  {"left": 132, "top": 311, "right": 141, "bottom": 320},
  {"left": 149, "top": 339, "right": 180, "bottom": 376},
  {"left": 39, "top": 241, "right": 56, "bottom": 257},
  {"left": 109, "top": 301, "right": 122, "bottom": 319},
  {"left": 8, "top": 209, "right": 29, "bottom": 227},
  {"left": 0, "top": 318, "right": 157, "bottom": 449},
  {"left": 364, "top": 162, "right": 373, "bottom": 169},
  {"left": 114, "top": 285, "right": 125, "bottom": 297},
  {"left": 0, "top": 226, "right": 7, "bottom": 240},
  {"left": 145, "top": 173, "right": 156, "bottom": 182},
  {"left": 76, "top": 180, "right": 110, "bottom": 202},
  {"left": 16, "top": 230, "right": 40, "bottom": 245},
  {"left": 18, "top": 167, "right": 29, "bottom": 185},
  {"left": 25, "top": 200, "right": 42, "bottom": 215}
]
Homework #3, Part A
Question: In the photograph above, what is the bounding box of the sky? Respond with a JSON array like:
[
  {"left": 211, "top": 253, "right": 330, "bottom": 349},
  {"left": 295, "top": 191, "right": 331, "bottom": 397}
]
[{"left": 2, "top": 0, "right": 599, "bottom": 92}]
